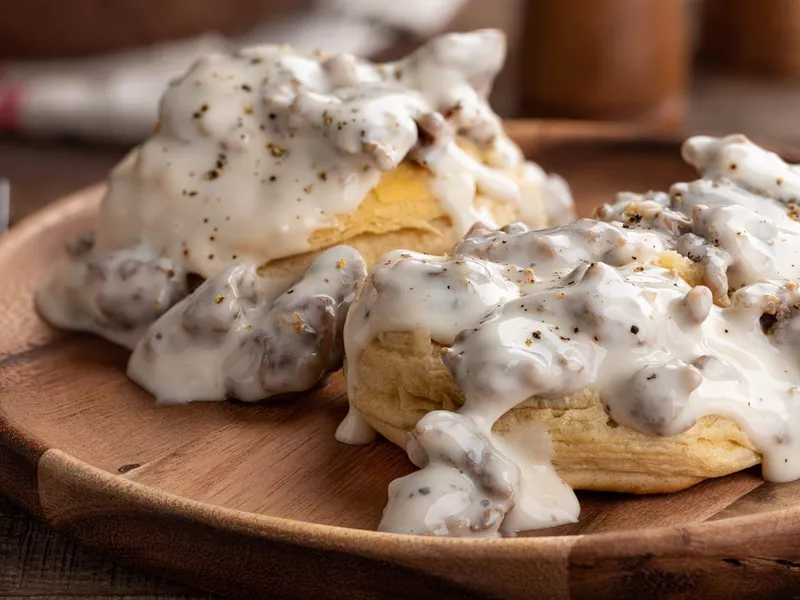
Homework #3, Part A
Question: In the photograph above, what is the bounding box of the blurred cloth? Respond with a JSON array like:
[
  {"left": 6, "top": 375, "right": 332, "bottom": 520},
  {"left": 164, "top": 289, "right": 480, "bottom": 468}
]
[{"left": 0, "top": 0, "right": 465, "bottom": 144}]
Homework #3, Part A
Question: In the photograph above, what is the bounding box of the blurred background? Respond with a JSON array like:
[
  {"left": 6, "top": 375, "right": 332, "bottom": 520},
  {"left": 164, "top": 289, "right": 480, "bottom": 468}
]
[{"left": 3, "top": 0, "right": 800, "bottom": 225}]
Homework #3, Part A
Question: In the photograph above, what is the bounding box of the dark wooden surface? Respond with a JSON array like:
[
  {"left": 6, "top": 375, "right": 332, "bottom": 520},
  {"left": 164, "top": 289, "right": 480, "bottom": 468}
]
[{"left": 0, "top": 496, "right": 222, "bottom": 599}]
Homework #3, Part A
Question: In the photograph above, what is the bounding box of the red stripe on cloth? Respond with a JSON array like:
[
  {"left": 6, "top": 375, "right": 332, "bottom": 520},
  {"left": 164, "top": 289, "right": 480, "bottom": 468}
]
[{"left": 0, "top": 83, "right": 25, "bottom": 132}]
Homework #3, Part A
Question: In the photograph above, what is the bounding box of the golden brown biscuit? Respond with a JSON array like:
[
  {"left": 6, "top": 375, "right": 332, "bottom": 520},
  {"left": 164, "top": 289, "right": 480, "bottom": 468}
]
[
  {"left": 259, "top": 160, "right": 525, "bottom": 278},
  {"left": 349, "top": 330, "right": 761, "bottom": 495}
]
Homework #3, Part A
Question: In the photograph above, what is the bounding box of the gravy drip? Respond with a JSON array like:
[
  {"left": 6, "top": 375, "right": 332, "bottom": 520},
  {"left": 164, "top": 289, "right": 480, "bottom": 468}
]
[{"left": 128, "top": 245, "right": 366, "bottom": 403}]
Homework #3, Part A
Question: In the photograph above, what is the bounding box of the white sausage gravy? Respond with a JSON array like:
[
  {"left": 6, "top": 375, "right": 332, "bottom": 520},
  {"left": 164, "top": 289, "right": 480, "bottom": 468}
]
[
  {"left": 37, "top": 30, "right": 572, "bottom": 402},
  {"left": 91, "top": 28, "right": 539, "bottom": 279},
  {"left": 35, "top": 29, "right": 569, "bottom": 403},
  {"left": 341, "top": 135, "right": 800, "bottom": 536},
  {"left": 128, "top": 245, "right": 366, "bottom": 404}
]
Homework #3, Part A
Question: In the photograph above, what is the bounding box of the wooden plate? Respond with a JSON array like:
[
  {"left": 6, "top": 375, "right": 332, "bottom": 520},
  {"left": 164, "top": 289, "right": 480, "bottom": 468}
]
[{"left": 3, "top": 122, "right": 800, "bottom": 600}]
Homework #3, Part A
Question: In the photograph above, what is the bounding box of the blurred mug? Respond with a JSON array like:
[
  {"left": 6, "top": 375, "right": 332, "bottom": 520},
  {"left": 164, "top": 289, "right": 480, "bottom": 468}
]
[
  {"left": 702, "top": 0, "right": 800, "bottom": 78},
  {"left": 518, "top": 0, "right": 689, "bottom": 129}
]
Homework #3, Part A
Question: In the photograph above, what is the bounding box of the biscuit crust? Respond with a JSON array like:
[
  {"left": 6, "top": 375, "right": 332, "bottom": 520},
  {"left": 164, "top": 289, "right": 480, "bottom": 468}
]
[{"left": 350, "top": 330, "right": 761, "bottom": 494}]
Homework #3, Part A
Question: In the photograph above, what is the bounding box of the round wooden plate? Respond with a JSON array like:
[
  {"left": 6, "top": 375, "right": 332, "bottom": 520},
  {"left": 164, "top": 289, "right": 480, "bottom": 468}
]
[{"left": 3, "top": 122, "right": 800, "bottom": 600}]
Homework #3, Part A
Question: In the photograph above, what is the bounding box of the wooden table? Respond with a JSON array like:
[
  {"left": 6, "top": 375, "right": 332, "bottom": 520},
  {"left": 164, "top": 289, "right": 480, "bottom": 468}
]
[{"left": 0, "top": 493, "right": 222, "bottom": 599}]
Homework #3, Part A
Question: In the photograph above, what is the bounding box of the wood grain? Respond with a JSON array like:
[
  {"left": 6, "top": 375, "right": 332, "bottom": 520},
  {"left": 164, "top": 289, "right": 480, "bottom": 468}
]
[
  {"left": 3, "top": 124, "right": 800, "bottom": 598},
  {"left": 0, "top": 497, "right": 220, "bottom": 599},
  {"left": 122, "top": 375, "right": 413, "bottom": 528},
  {"left": 708, "top": 479, "right": 800, "bottom": 522}
]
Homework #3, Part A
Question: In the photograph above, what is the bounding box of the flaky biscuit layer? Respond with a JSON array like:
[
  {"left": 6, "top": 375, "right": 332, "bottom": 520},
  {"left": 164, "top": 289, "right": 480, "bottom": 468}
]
[{"left": 350, "top": 330, "right": 760, "bottom": 494}]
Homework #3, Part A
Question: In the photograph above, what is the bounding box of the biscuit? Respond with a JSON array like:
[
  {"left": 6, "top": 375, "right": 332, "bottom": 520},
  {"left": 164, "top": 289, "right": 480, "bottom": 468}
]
[{"left": 349, "top": 331, "right": 761, "bottom": 494}]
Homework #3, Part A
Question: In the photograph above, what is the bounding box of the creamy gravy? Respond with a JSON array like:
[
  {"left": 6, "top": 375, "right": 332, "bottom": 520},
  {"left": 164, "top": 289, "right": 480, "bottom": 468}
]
[
  {"left": 341, "top": 134, "right": 800, "bottom": 536},
  {"left": 35, "top": 234, "right": 187, "bottom": 349},
  {"left": 37, "top": 29, "right": 568, "bottom": 363},
  {"left": 128, "top": 245, "right": 366, "bottom": 403},
  {"left": 92, "top": 29, "right": 560, "bottom": 280},
  {"left": 599, "top": 135, "right": 800, "bottom": 303}
]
